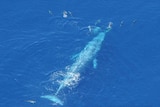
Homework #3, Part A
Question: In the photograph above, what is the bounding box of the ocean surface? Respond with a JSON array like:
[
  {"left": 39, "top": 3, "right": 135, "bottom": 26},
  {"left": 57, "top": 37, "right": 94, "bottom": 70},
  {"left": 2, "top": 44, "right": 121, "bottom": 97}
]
[{"left": 0, "top": 0, "right": 160, "bottom": 107}]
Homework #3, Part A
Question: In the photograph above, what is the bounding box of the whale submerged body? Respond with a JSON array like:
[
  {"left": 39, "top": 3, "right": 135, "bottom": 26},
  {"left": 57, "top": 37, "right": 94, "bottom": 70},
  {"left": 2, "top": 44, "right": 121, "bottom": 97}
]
[{"left": 41, "top": 25, "right": 112, "bottom": 105}]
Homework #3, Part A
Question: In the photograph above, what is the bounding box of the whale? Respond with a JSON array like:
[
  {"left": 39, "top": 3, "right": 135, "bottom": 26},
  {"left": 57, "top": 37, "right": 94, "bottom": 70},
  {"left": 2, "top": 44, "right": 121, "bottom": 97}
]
[{"left": 41, "top": 23, "right": 112, "bottom": 105}]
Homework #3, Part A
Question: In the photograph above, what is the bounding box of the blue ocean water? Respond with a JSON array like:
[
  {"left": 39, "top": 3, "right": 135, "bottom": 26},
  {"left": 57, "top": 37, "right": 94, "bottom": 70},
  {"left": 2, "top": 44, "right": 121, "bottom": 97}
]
[{"left": 0, "top": 0, "right": 160, "bottom": 107}]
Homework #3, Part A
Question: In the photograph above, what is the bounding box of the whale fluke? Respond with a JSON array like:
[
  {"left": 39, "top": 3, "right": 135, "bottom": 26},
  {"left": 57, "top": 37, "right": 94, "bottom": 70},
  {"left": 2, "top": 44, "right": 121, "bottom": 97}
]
[{"left": 41, "top": 95, "right": 63, "bottom": 105}]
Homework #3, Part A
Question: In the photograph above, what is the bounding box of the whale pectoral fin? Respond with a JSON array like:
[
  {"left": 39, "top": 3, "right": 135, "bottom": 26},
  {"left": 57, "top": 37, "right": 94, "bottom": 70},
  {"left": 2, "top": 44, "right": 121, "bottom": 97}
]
[
  {"left": 93, "top": 59, "right": 97, "bottom": 69},
  {"left": 71, "top": 53, "right": 79, "bottom": 61}
]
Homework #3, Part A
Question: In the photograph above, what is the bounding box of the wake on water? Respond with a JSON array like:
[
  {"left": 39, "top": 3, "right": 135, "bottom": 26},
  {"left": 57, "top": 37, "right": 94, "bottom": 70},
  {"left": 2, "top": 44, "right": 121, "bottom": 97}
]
[{"left": 41, "top": 22, "right": 112, "bottom": 105}]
